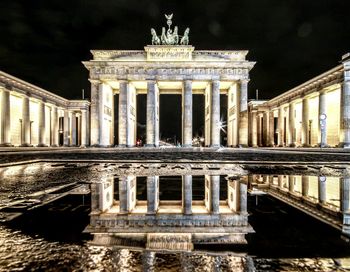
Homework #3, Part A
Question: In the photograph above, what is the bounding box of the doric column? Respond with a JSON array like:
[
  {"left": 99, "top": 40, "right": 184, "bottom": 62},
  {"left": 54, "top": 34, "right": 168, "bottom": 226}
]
[
  {"left": 90, "top": 80, "right": 100, "bottom": 146},
  {"left": 118, "top": 80, "right": 128, "bottom": 147},
  {"left": 182, "top": 80, "right": 192, "bottom": 147},
  {"left": 146, "top": 80, "right": 159, "bottom": 147},
  {"left": 51, "top": 106, "right": 59, "bottom": 147},
  {"left": 251, "top": 110, "right": 258, "bottom": 147},
  {"left": 238, "top": 80, "right": 248, "bottom": 146},
  {"left": 340, "top": 84, "right": 350, "bottom": 147},
  {"left": 81, "top": 109, "right": 87, "bottom": 147},
  {"left": 63, "top": 109, "right": 69, "bottom": 146},
  {"left": 182, "top": 175, "right": 192, "bottom": 214},
  {"left": 288, "top": 103, "right": 296, "bottom": 147},
  {"left": 302, "top": 97, "right": 310, "bottom": 146},
  {"left": 38, "top": 101, "right": 46, "bottom": 147},
  {"left": 318, "top": 176, "right": 326, "bottom": 205},
  {"left": 277, "top": 107, "right": 284, "bottom": 146},
  {"left": 268, "top": 110, "right": 275, "bottom": 146},
  {"left": 210, "top": 80, "right": 220, "bottom": 147},
  {"left": 147, "top": 176, "right": 159, "bottom": 214},
  {"left": 263, "top": 112, "right": 269, "bottom": 146},
  {"left": 71, "top": 112, "right": 77, "bottom": 146},
  {"left": 21, "top": 95, "right": 31, "bottom": 146},
  {"left": 210, "top": 175, "right": 220, "bottom": 214},
  {"left": 0, "top": 89, "right": 11, "bottom": 146},
  {"left": 318, "top": 91, "right": 327, "bottom": 147}
]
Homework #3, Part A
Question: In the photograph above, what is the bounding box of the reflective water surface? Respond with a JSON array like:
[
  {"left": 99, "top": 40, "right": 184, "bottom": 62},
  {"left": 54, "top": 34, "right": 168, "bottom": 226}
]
[{"left": 0, "top": 162, "right": 349, "bottom": 271}]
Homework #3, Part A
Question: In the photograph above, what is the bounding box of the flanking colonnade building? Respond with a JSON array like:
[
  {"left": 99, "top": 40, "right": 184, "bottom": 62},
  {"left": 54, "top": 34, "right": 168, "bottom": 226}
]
[
  {"left": 0, "top": 71, "right": 90, "bottom": 147},
  {"left": 249, "top": 53, "right": 350, "bottom": 148}
]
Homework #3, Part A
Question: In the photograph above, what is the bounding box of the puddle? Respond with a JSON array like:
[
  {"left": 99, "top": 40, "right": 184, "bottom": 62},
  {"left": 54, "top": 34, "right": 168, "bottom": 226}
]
[{"left": 0, "top": 162, "right": 350, "bottom": 271}]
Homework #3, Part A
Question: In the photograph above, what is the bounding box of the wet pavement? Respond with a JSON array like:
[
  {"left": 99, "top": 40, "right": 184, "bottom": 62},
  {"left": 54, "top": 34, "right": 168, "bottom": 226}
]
[{"left": 0, "top": 147, "right": 349, "bottom": 166}]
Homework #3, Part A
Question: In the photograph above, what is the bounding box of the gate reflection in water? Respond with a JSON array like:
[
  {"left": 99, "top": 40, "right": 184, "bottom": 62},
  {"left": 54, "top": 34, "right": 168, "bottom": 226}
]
[
  {"left": 87, "top": 173, "right": 350, "bottom": 252},
  {"left": 87, "top": 175, "right": 252, "bottom": 251}
]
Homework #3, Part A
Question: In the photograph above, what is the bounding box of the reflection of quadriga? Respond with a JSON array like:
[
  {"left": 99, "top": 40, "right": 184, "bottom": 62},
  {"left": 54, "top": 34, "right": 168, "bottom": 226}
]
[{"left": 86, "top": 175, "right": 253, "bottom": 252}]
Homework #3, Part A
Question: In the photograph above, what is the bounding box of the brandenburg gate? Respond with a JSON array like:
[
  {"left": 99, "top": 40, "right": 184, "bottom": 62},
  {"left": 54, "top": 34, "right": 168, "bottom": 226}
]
[{"left": 83, "top": 15, "right": 255, "bottom": 147}]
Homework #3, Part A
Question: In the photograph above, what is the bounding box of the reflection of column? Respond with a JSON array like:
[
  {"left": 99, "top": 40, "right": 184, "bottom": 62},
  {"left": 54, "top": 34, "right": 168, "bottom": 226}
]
[
  {"left": 147, "top": 176, "right": 159, "bottom": 214},
  {"left": 146, "top": 80, "right": 159, "bottom": 147},
  {"left": 119, "top": 176, "right": 136, "bottom": 213},
  {"left": 211, "top": 176, "right": 220, "bottom": 214},
  {"left": 318, "top": 176, "right": 326, "bottom": 204},
  {"left": 302, "top": 176, "right": 309, "bottom": 197},
  {"left": 81, "top": 109, "right": 87, "bottom": 147},
  {"left": 91, "top": 178, "right": 114, "bottom": 212},
  {"left": 318, "top": 91, "right": 327, "bottom": 147},
  {"left": 240, "top": 181, "right": 248, "bottom": 214},
  {"left": 63, "top": 110, "right": 69, "bottom": 146},
  {"left": 71, "top": 112, "right": 77, "bottom": 146},
  {"left": 210, "top": 80, "right": 220, "bottom": 147},
  {"left": 142, "top": 251, "right": 155, "bottom": 272},
  {"left": 302, "top": 97, "right": 309, "bottom": 146},
  {"left": 341, "top": 177, "right": 350, "bottom": 212},
  {"left": 278, "top": 175, "right": 283, "bottom": 188},
  {"left": 21, "top": 95, "right": 31, "bottom": 146},
  {"left": 251, "top": 111, "right": 258, "bottom": 147},
  {"left": 118, "top": 80, "right": 128, "bottom": 147},
  {"left": 0, "top": 89, "right": 11, "bottom": 146},
  {"left": 51, "top": 106, "right": 59, "bottom": 147},
  {"left": 182, "top": 175, "right": 192, "bottom": 214},
  {"left": 238, "top": 80, "right": 248, "bottom": 146},
  {"left": 38, "top": 101, "right": 46, "bottom": 147},
  {"left": 182, "top": 80, "right": 192, "bottom": 147},
  {"left": 277, "top": 107, "right": 283, "bottom": 146},
  {"left": 90, "top": 80, "right": 100, "bottom": 146},
  {"left": 288, "top": 103, "right": 296, "bottom": 147},
  {"left": 288, "top": 175, "right": 294, "bottom": 192}
]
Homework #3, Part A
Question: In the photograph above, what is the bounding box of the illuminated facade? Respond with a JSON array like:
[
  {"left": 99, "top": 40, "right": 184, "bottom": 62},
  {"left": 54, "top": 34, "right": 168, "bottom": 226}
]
[
  {"left": 0, "top": 71, "right": 90, "bottom": 147},
  {"left": 249, "top": 53, "right": 350, "bottom": 148},
  {"left": 83, "top": 47, "right": 255, "bottom": 147}
]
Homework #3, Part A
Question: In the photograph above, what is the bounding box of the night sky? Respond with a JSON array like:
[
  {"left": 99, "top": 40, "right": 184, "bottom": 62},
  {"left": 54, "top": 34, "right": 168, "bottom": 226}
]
[{"left": 1, "top": 0, "right": 350, "bottom": 140}]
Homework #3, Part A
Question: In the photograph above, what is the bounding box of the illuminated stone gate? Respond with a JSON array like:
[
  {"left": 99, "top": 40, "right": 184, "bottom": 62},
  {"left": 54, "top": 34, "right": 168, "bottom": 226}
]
[{"left": 83, "top": 15, "right": 255, "bottom": 147}]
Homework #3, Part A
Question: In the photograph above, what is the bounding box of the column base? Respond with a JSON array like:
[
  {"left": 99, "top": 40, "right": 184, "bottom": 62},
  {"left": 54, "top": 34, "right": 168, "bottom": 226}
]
[
  {"left": 181, "top": 144, "right": 192, "bottom": 148},
  {"left": 339, "top": 142, "right": 350, "bottom": 148},
  {"left": 50, "top": 144, "right": 59, "bottom": 147},
  {"left": 79, "top": 145, "right": 87, "bottom": 148},
  {"left": 0, "top": 143, "right": 13, "bottom": 147},
  {"left": 302, "top": 144, "right": 311, "bottom": 147},
  {"left": 237, "top": 144, "right": 248, "bottom": 148},
  {"left": 37, "top": 143, "right": 48, "bottom": 147},
  {"left": 210, "top": 144, "right": 220, "bottom": 148},
  {"left": 144, "top": 144, "right": 157, "bottom": 148},
  {"left": 20, "top": 143, "right": 33, "bottom": 147}
]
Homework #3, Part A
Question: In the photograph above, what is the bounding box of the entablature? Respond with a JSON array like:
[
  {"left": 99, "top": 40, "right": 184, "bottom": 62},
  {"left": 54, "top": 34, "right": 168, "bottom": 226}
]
[{"left": 261, "top": 64, "right": 343, "bottom": 108}]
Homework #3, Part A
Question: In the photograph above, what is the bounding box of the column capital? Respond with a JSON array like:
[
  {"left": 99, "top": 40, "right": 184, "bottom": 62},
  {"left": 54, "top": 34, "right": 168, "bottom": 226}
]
[{"left": 89, "top": 79, "right": 101, "bottom": 85}]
